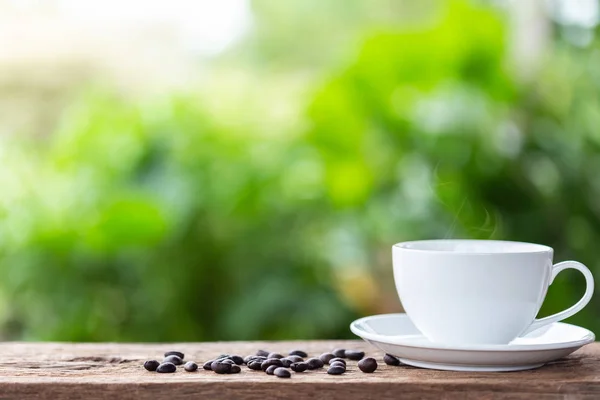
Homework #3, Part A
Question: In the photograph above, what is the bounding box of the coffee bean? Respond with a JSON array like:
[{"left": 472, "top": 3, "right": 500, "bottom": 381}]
[
  {"left": 274, "top": 367, "right": 291, "bottom": 378},
  {"left": 230, "top": 365, "right": 241, "bottom": 374},
  {"left": 287, "top": 355, "right": 304, "bottom": 363},
  {"left": 383, "top": 354, "right": 401, "bottom": 366},
  {"left": 230, "top": 355, "right": 244, "bottom": 365},
  {"left": 281, "top": 358, "right": 293, "bottom": 368},
  {"left": 217, "top": 354, "right": 230, "bottom": 360},
  {"left": 220, "top": 359, "right": 235, "bottom": 365},
  {"left": 329, "top": 361, "right": 346, "bottom": 370},
  {"left": 290, "top": 362, "right": 308, "bottom": 372},
  {"left": 156, "top": 362, "right": 177, "bottom": 373},
  {"left": 345, "top": 350, "right": 365, "bottom": 361},
  {"left": 203, "top": 360, "right": 214, "bottom": 370},
  {"left": 328, "top": 357, "right": 346, "bottom": 366},
  {"left": 332, "top": 348, "right": 346, "bottom": 358},
  {"left": 289, "top": 350, "right": 308, "bottom": 358},
  {"left": 266, "top": 365, "right": 278, "bottom": 375},
  {"left": 164, "top": 351, "right": 185, "bottom": 359},
  {"left": 244, "top": 355, "right": 254, "bottom": 364},
  {"left": 247, "top": 356, "right": 266, "bottom": 363},
  {"left": 256, "top": 350, "right": 270, "bottom": 357},
  {"left": 247, "top": 361, "right": 262, "bottom": 370},
  {"left": 163, "top": 355, "right": 183, "bottom": 365},
  {"left": 267, "top": 352, "right": 284, "bottom": 359},
  {"left": 211, "top": 361, "right": 232, "bottom": 374},
  {"left": 184, "top": 361, "right": 198, "bottom": 372},
  {"left": 211, "top": 360, "right": 222, "bottom": 370},
  {"left": 306, "top": 358, "right": 324, "bottom": 370},
  {"left": 319, "top": 353, "right": 335, "bottom": 364},
  {"left": 261, "top": 358, "right": 283, "bottom": 371},
  {"left": 358, "top": 357, "right": 378, "bottom": 373},
  {"left": 143, "top": 360, "right": 160, "bottom": 371},
  {"left": 327, "top": 366, "right": 345, "bottom": 375}
]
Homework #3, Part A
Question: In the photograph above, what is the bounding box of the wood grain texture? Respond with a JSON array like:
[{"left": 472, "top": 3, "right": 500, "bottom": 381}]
[{"left": 0, "top": 341, "right": 598, "bottom": 399}]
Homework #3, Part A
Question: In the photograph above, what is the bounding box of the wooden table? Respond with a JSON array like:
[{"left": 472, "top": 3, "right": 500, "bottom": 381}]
[{"left": 0, "top": 340, "right": 598, "bottom": 399}]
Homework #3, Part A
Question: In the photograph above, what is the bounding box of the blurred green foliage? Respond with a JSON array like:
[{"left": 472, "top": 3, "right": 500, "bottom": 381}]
[
  {"left": 0, "top": 0, "right": 599, "bottom": 341},
  {"left": 0, "top": 92, "right": 357, "bottom": 341}
]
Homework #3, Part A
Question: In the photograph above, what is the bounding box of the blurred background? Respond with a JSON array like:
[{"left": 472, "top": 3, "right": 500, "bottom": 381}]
[{"left": 0, "top": 0, "right": 599, "bottom": 342}]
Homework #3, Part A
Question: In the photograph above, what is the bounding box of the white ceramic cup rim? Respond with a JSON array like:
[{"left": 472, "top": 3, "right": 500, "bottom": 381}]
[{"left": 393, "top": 239, "right": 553, "bottom": 255}]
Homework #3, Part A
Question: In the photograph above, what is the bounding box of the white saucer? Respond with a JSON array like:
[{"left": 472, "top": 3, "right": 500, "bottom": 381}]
[{"left": 350, "top": 313, "right": 595, "bottom": 372}]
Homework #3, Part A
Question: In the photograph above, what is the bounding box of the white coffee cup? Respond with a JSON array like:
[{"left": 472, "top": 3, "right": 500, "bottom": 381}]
[{"left": 392, "top": 239, "right": 594, "bottom": 345}]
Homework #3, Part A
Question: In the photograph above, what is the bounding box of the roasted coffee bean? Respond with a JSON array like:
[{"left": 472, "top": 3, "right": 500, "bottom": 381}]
[
  {"left": 217, "top": 354, "right": 230, "bottom": 360},
  {"left": 211, "top": 361, "right": 232, "bottom": 374},
  {"left": 280, "top": 358, "right": 293, "bottom": 368},
  {"left": 329, "top": 361, "right": 346, "bottom": 370},
  {"left": 203, "top": 360, "right": 214, "bottom": 370},
  {"left": 266, "top": 365, "right": 278, "bottom": 375},
  {"left": 383, "top": 354, "right": 401, "bottom": 366},
  {"left": 156, "top": 362, "right": 177, "bottom": 373},
  {"left": 306, "top": 358, "right": 324, "bottom": 370},
  {"left": 230, "top": 365, "right": 241, "bottom": 374},
  {"left": 184, "top": 361, "right": 198, "bottom": 372},
  {"left": 358, "top": 357, "right": 378, "bottom": 373},
  {"left": 289, "top": 350, "right": 308, "bottom": 358},
  {"left": 247, "top": 356, "right": 266, "bottom": 364},
  {"left": 256, "top": 350, "right": 270, "bottom": 357},
  {"left": 332, "top": 348, "right": 346, "bottom": 358},
  {"left": 274, "top": 367, "right": 291, "bottom": 378},
  {"left": 244, "top": 355, "right": 254, "bottom": 364},
  {"left": 345, "top": 350, "right": 365, "bottom": 361},
  {"left": 163, "top": 355, "right": 184, "bottom": 365},
  {"left": 328, "top": 357, "right": 346, "bottom": 366},
  {"left": 230, "top": 355, "right": 244, "bottom": 365},
  {"left": 327, "top": 366, "right": 345, "bottom": 375},
  {"left": 290, "top": 362, "right": 308, "bottom": 372},
  {"left": 247, "top": 361, "right": 263, "bottom": 370},
  {"left": 220, "top": 359, "right": 235, "bottom": 365},
  {"left": 287, "top": 355, "right": 304, "bottom": 363},
  {"left": 143, "top": 360, "right": 160, "bottom": 371},
  {"left": 267, "top": 352, "right": 284, "bottom": 359},
  {"left": 164, "top": 351, "right": 185, "bottom": 359},
  {"left": 319, "top": 353, "right": 335, "bottom": 364},
  {"left": 261, "top": 358, "right": 283, "bottom": 371}
]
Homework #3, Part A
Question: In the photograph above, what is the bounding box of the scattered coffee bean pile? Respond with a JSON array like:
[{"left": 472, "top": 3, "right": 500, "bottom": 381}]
[
  {"left": 144, "top": 351, "right": 190, "bottom": 374},
  {"left": 143, "top": 348, "right": 404, "bottom": 378}
]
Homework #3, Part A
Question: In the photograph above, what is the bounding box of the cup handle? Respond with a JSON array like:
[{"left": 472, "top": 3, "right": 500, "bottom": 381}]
[{"left": 521, "top": 261, "right": 594, "bottom": 336}]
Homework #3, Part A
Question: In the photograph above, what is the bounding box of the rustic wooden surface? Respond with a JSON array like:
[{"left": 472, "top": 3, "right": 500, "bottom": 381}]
[{"left": 0, "top": 340, "right": 598, "bottom": 399}]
